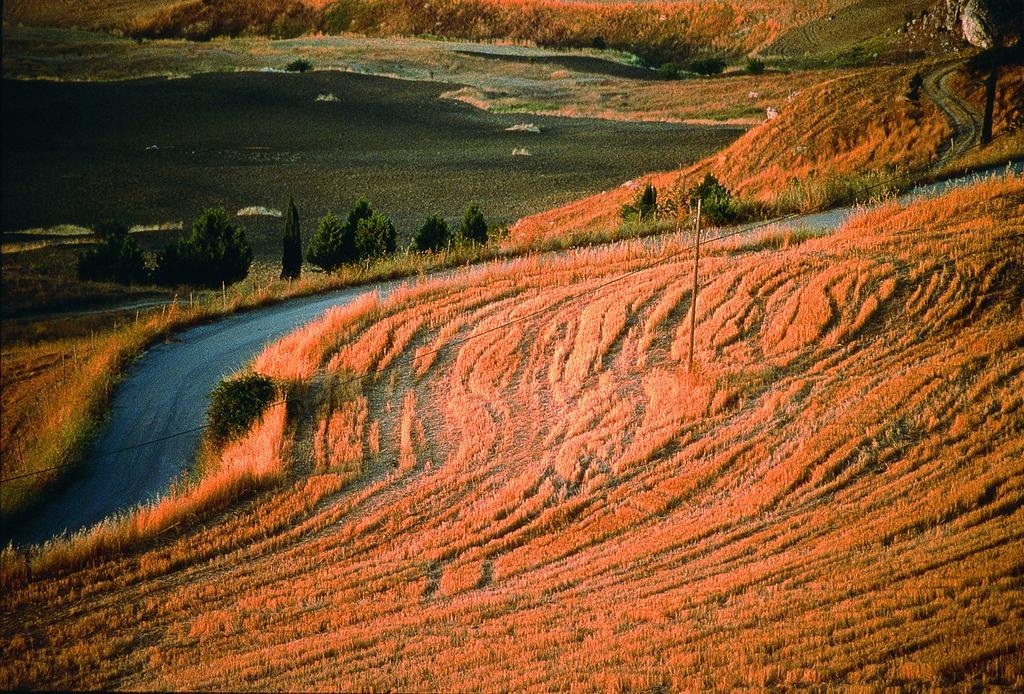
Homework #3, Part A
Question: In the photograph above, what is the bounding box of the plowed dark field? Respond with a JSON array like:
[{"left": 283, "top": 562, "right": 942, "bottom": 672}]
[{"left": 2, "top": 70, "right": 742, "bottom": 247}]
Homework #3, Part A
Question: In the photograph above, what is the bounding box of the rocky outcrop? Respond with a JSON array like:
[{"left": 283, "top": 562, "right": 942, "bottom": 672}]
[{"left": 944, "top": 0, "right": 998, "bottom": 48}]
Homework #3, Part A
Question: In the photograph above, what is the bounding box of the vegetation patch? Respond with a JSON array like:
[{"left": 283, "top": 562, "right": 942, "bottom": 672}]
[{"left": 207, "top": 374, "right": 278, "bottom": 445}]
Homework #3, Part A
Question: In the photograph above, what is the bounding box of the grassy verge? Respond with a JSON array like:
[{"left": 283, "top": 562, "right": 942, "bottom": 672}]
[{"left": 0, "top": 224, "right": 683, "bottom": 522}]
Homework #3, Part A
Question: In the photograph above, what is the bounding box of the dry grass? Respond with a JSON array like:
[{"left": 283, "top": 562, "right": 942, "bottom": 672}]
[
  {"left": 2, "top": 175, "right": 1021, "bottom": 689},
  {"left": 0, "top": 223, "right": 675, "bottom": 519},
  {"left": 512, "top": 63, "right": 1024, "bottom": 245},
  {"left": 3, "top": 0, "right": 185, "bottom": 31},
  {"left": 4, "top": 0, "right": 871, "bottom": 57}
]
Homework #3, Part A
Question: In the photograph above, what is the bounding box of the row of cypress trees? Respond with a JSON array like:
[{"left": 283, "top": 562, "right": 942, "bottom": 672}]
[
  {"left": 281, "top": 197, "right": 492, "bottom": 277},
  {"left": 76, "top": 197, "right": 493, "bottom": 287}
]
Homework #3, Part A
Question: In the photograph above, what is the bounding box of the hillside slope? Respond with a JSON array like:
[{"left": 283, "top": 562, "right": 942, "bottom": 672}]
[
  {"left": 2, "top": 174, "right": 1022, "bottom": 690},
  {"left": 2, "top": 0, "right": 886, "bottom": 55},
  {"left": 512, "top": 62, "right": 1023, "bottom": 245}
]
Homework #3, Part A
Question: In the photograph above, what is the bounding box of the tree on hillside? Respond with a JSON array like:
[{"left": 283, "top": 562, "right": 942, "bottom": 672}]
[
  {"left": 281, "top": 196, "right": 302, "bottom": 280},
  {"left": 78, "top": 220, "right": 151, "bottom": 285},
  {"left": 621, "top": 182, "right": 658, "bottom": 222},
  {"left": 457, "top": 202, "right": 489, "bottom": 245},
  {"left": 156, "top": 208, "right": 252, "bottom": 287},
  {"left": 354, "top": 213, "right": 397, "bottom": 260},
  {"left": 413, "top": 214, "right": 451, "bottom": 252},
  {"left": 947, "top": 0, "right": 1024, "bottom": 144}
]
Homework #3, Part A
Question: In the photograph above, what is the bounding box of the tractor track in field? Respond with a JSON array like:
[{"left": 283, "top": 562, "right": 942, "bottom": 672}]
[{"left": 2, "top": 159, "right": 1021, "bottom": 547}]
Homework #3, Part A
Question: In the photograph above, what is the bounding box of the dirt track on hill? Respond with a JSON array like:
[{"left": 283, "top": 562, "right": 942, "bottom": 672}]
[{"left": 923, "top": 61, "right": 982, "bottom": 164}]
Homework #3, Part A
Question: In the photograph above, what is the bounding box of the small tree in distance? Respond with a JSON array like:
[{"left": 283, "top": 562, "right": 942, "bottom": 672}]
[
  {"left": 413, "top": 214, "right": 451, "bottom": 252},
  {"left": 281, "top": 196, "right": 302, "bottom": 280},
  {"left": 621, "top": 181, "right": 658, "bottom": 222},
  {"left": 157, "top": 208, "right": 252, "bottom": 287},
  {"left": 355, "top": 213, "right": 397, "bottom": 260},
  {"left": 458, "top": 202, "right": 488, "bottom": 245},
  {"left": 306, "top": 212, "right": 348, "bottom": 271}
]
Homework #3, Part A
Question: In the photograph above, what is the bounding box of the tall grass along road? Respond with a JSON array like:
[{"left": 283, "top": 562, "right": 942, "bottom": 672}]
[
  {"left": 1, "top": 284, "right": 410, "bottom": 546},
  {"left": 3, "top": 164, "right": 1019, "bottom": 548}
]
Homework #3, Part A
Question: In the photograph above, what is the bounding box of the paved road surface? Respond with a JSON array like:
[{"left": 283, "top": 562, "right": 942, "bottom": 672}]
[{"left": 3, "top": 283, "right": 410, "bottom": 546}]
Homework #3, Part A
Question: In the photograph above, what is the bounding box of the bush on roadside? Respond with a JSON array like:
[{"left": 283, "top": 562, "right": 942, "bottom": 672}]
[
  {"left": 355, "top": 213, "right": 397, "bottom": 260},
  {"left": 207, "top": 374, "right": 278, "bottom": 444},
  {"left": 687, "top": 173, "right": 737, "bottom": 224},
  {"left": 306, "top": 212, "right": 351, "bottom": 271},
  {"left": 156, "top": 208, "right": 252, "bottom": 287},
  {"left": 413, "top": 214, "right": 451, "bottom": 252},
  {"left": 345, "top": 197, "right": 375, "bottom": 238},
  {"left": 306, "top": 197, "right": 380, "bottom": 271},
  {"left": 77, "top": 220, "right": 151, "bottom": 285},
  {"left": 457, "top": 202, "right": 489, "bottom": 245},
  {"left": 746, "top": 57, "right": 765, "bottom": 75}
]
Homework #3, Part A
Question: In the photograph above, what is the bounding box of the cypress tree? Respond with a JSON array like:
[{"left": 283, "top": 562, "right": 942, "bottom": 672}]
[{"left": 281, "top": 196, "right": 302, "bottom": 280}]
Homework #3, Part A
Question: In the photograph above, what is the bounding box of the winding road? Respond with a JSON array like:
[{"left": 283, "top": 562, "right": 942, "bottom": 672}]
[
  {"left": 3, "top": 73, "right": 1016, "bottom": 546},
  {"left": 923, "top": 61, "right": 982, "bottom": 164}
]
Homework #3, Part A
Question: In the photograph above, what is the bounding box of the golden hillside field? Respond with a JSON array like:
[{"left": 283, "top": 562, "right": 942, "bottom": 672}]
[
  {"left": 3, "top": 174, "right": 1022, "bottom": 689},
  {"left": 513, "top": 63, "right": 1024, "bottom": 245},
  {"left": 3, "top": 0, "right": 864, "bottom": 54}
]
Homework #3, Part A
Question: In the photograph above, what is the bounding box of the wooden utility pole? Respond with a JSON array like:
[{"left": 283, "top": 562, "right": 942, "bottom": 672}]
[
  {"left": 981, "top": 62, "right": 997, "bottom": 144},
  {"left": 688, "top": 199, "right": 702, "bottom": 373}
]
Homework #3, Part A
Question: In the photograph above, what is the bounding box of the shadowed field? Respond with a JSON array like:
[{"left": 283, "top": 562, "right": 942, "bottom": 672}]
[
  {"left": 1, "top": 70, "right": 741, "bottom": 237},
  {"left": 3, "top": 175, "right": 1021, "bottom": 690}
]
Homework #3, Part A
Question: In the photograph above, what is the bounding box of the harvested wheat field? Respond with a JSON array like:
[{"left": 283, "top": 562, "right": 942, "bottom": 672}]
[
  {"left": 2, "top": 175, "right": 1023, "bottom": 689},
  {"left": 513, "top": 64, "right": 1024, "bottom": 245}
]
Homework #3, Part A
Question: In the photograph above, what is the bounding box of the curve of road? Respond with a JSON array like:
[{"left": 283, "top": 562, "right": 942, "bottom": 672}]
[
  {"left": 4, "top": 161, "right": 1020, "bottom": 548},
  {"left": 923, "top": 61, "right": 982, "bottom": 164}
]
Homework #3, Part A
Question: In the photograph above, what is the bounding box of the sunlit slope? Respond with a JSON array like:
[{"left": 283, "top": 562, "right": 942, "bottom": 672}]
[
  {"left": 764, "top": 0, "right": 932, "bottom": 57},
  {"left": 3, "top": 0, "right": 868, "bottom": 51},
  {"left": 3, "top": 175, "right": 1022, "bottom": 690},
  {"left": 513, "top": 64, "right": 1023, "bottom": 245},
  {"left": 2, "top": 0, "right": 185, "bottom": 30}
]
